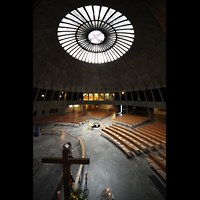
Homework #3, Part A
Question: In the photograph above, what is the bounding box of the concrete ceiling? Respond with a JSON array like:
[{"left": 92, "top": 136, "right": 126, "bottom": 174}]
[{"left": 33, "top": 0, "right": 166, "bottom": 93}]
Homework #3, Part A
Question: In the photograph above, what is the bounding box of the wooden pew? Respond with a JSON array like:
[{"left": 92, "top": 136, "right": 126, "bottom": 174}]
[
  {"left": 158, "top": 151, "right": 166, "bottom": 160},
  {"left": 100, "top": 129, "right": 133, "bottom": 157},
  {"left": 112, "top": 124, "right": 156, "bottom": 150},
  {"left": 145, "top": 153, "right": 166, "bottom": 180},
  {"left": 134, "top": 128, "right": 163, "bottom": 147},
  {"left": 106, "top": 126, "right": 143, "bottom": 155},
  {"left": 109, "top": 125, "right": 151, "bottom": 152}
]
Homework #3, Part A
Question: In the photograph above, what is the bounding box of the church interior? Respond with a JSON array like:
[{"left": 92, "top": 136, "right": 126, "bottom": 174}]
[{"left": 33, "top": 0, "right": 166, "bottom": 199}]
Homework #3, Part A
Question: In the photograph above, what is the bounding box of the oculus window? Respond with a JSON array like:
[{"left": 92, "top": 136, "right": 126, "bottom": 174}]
[{"left": 57, "top": 5, "right": 135, "bottom": 64}]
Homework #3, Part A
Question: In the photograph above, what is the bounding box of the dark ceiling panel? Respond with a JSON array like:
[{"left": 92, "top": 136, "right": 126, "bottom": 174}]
[{"left": 33, "top": 0, "right": 166, "bottom": 92}]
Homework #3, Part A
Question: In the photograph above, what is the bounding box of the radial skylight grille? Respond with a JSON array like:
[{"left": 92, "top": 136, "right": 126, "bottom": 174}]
[{"left": 57, "top": 5, "right": 135, "bottom": 64}]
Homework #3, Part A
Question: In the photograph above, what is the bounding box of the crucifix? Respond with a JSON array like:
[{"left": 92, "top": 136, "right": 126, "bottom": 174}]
[{"left": 41, "top": 148, "right": 90, "bottom": 200}]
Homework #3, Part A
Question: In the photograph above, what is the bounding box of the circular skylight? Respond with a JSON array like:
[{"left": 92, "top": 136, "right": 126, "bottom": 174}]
[
  {"left": 57, "top": 5, "right": 135, "bottom": 64},
  {"left": 88, "top": 30, "right": 105, "bottom": 44}
]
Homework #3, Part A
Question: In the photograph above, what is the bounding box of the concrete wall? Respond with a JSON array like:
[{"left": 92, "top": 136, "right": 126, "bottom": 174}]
[
  {"left": 154, "top": 108, "right": 166, "bottom": 115},
  {"left": 33, "top": 100, "right": 166, "bottom": 121},
  {"left": 33, "top": 101, "right": 66, "bottom": 121}
]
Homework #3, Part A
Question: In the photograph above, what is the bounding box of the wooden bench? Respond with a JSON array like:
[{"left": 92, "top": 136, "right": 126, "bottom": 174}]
[
  {"left": 158, "top": 151, "right": 166, "bottom": 160},
  {"left": 145, "top": 153, "right": 166, "bottom": 180},
  {"left": 41, "top": 129, "right": 64, "bottom": 135},
  {"left": 110, "top": 125, "right": 151, "bottom": 152},
  {"left": 134, "top": 128, "right": 164, "bottom": 147},
  {"left": 106, "top": 126, "right": 142, "bottom": 155},
  {"left": 100, "top": 129, "right": 133, "bottom": 158},
  {"left": 112, "top": 124, "right": 156, "bottom": 150}
]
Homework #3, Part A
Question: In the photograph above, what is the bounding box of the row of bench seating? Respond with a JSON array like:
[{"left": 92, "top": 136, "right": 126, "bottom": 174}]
[
  {"left": 87, "top": 111, "right": 111, "bottom": 119},
  {"left": 146, "top": 122, "right": 166, "bottom": 132},
  {"left": 55, "top": 112, "right": 88, "bottom": 126},
  {"left": 135, "top": 127, "right": 166, "bottom": 146},
  {"left": 100, "top": 128, "right": 134, "bottom": 158},
  {"left": 55, "top": 118, "right": 89, "bottom": 126},
  {"left": 112, "top": 124, "right": 162, "bottom": 149},
  {"left": 113, "top": 114, "right": 149, "bottom": 128},
  {"left": 33, "top": 115, "right": 61, "bottom": 124},
  {"left": 145, "top": 152, "right": 166, "bottom": 180},
  {"left": 100, "top": 123, "right": 164, "bottom": 157}
]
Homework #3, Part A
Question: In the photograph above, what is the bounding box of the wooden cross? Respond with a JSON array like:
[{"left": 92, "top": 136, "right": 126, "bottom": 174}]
[{"left": 41, "top": 148, "right": 90, "bottom": 200}]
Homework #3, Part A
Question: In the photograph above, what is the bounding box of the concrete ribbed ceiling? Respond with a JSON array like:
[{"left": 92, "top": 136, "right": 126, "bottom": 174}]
[{"left": 33, "top": 0, "right": 166, "bottom": 93}]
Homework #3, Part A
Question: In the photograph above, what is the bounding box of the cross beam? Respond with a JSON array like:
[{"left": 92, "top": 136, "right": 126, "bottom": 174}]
[{"left": 41, "top": 148, "right": 90, "bottom": 200}]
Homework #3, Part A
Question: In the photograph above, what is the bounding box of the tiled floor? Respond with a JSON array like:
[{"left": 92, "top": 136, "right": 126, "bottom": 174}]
[{"left": 33, "top": 113, "right": 166, "bottom": 200}]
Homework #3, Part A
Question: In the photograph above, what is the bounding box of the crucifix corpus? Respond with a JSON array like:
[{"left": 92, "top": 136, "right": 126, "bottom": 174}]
[{"left": 41, "top": 148, "right": 90, "bottom": 200}]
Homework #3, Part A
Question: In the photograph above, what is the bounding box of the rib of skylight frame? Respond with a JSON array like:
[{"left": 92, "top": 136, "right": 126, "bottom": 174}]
[
  {"left": 116, "top": 29, "right": 134, "bottom": 34},
  {"left": 98, "top": 52, "right": 103, "bottom": 63},
  {"left": 111, "top": 47, "right": 123, "bottom": 58},
  {"left": 85, "top": 52, "right": 91, "bottom": 63},
  {"left": 116, "top": 40, "right": 130, "bottom": 50},
  {"left": 58, "top": 35, "right": 75, "bottom": 41},
  {"left": 101, "top": 44, "right": 108, "bottom": 52},
  {"left": 114, "top": 43, "right": 128, "bottom": 54},
  {"left": 75, "top": 47, "right": 85, "bottom": 60},
  {"left": 70, "top": 10, "right": 87, "bottom": 24},
  {"left": 112, "top": 44, "right": 125, "bottom": 56},
  {"left": 117, "top": 33, "right": 135, "bottom": 39},
  {"left": 110, "top": 15, "right": 127, "bottom": 26},
  {"left": 109, "top": 47, "right": 121, "bottom": 58},
  {"left": 87, "top": 44, "right": 93, "bottom": 52},
  {"left": 77, "top": 42, "right": 88, "bottom": 49},
  {"left": 93, "top": 5, "right": 100, "bottom": 20},
  {"left": 91, "top": 52, "right": 95, "bottom": 63},
  {"left": 59, "top": 23, "right": 79, "bottom": 29},
  {"left": 58, "top": 23, "right": 79, "bottom": 29},
  {"left": 59, "top": 37, "right": 76, "bottom": 44},
  {"left": 95, "top": 53, "right": 98, "bottom": 63},
  {"left": 88, "top": 53, "right": 93, "bottom": 63},
  {"left": 117, "top": 35, "right": 134, "bottom": 43},
  {"left": 76, "top": 7, "right": 90, "bottom": 22},
  {"left": 106, "top": 49, "right": 115, "bottom": 61},
  {"left": 117, "top": 38, "right": 133, "bottom": 46},
  {"left": 57, "top": 31, "right": 74, "bottom": 36},
  {"left": 63, "top": 40, "right": 77, "bottom": 50},
  {"left": 82, "top": 51, "right": 89, "bottom": 62},
  {"left": 69, "top": 45, "right": 81, "bottom": 56},
  {"left": 65, "top": 13, "right": 83, "bottom": 24},
  {"left": 78, "top": 24, "right": 91, "bottom": 33},
  {"left": 84, "top": 5, "right": 94, "bottom": 21},
  {"left": 109, "top": 17, "right": 128, "bottom": 26},
  {"left": 99, "top": 6, "right": 109, "bottom": 21},
  {"left": 57, "top": 27, "right": 77, "bottom": 32},
  {"left": 101, "top": 52, "right": 107, "bottom": 63},
  {"left": 66, "top": 43, "right": 79, "bottom": 54},
  {"left": 106, "top": 11, "right": 122, "bottom": 24},
  {"left": 114, "top": 25, "right": 133, "bottom": 30},
  {"left": 77, "top": 48, "right": 85, "bottom": 60},
  {"left": 78, "top": 41, "right": 90, "bottom": 50},
  {"left": 104, "top": 51, "right": 111, "bottom": 62},
  {"left": 61, "top": 18, "right": 81, "bottom": 26},
  {"left": 100, "top": 21, "right": 112, "bottom": 29},
  {"left": 79, "top": 49, "right": 88, "bottom": 61},
  {"left": 61, "top": 39, "right": 76, "bottom": 48},
  {"left": 65, "top": 41, "right": 79, "bottom": 52},
  {"left": 103, "top": 8, "right": 116, "bottom": 23},
  {"left": 112, "top": 20, "right": 131, "bottom": 28}
]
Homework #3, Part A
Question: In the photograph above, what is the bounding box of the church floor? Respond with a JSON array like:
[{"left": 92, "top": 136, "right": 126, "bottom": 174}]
[{"left": 33, "top": 113, "right": 166, "bottom": 200}]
